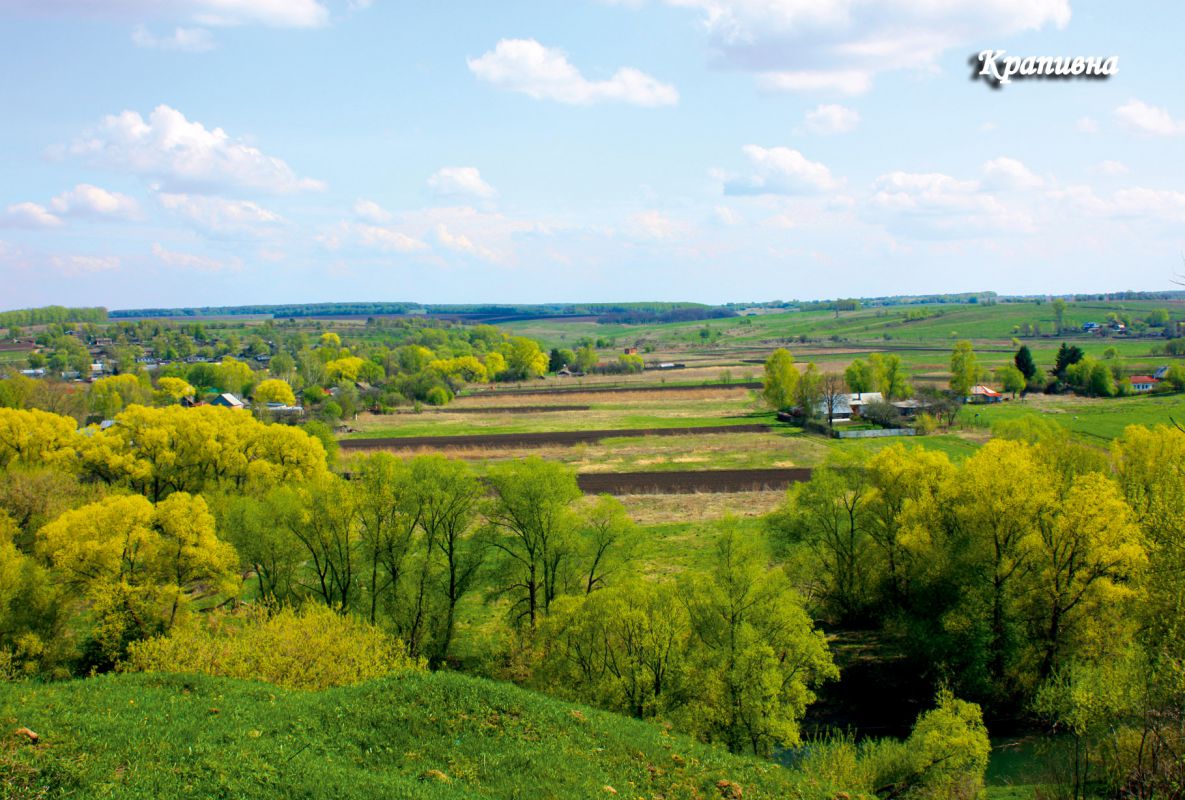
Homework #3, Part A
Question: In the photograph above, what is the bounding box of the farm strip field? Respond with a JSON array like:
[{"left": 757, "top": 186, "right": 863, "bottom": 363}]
[
  {"left": 577, "top": 468, "right": 811, "bottom": 494},
  {"left": 341, "top": 423, "right": 775, "bottom": 450}
]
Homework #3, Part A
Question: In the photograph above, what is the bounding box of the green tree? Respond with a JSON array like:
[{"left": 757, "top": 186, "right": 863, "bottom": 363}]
[
  {"left": 949, "top": 341, "right": 981, "bottom": 398},
  {"left": 504, "top": 337, "right": 549, "bottom": 380},
  {"left": 844, "top": 359, "right": 875, "bottom": 394},
  {"left": 761, "top": 348, "right": 798, "bottom": 411},
  {"left": 995, "top": 365, "right": 1026, "bottom": 398},
  {"left": 1052, "top": 298, "right": 1068, "bottom": 333},
  {"left": 254, "top": 378, "right": 296, "bottom": 406},
  {"left": 1014, "top": 345, "right": 1038, "bottom": 381},
  {"left": 485, "top": 458, "right": 582, "bottom": 626},
  {"left": 579, "top": 494, "right": 638, "bottom": 594},
  {"left": 679, "top": 530, "right": 836, "bottom": 755}
]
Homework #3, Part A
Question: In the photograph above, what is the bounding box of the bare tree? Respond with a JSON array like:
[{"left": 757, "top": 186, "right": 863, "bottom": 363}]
[{"left": 820, "top": 373, "right": 848, "bottom": 429}]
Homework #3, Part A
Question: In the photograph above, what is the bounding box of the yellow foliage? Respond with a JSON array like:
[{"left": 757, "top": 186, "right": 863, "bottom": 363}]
[
  {"left": 154, "top": 376, "right": 195, "bottom": 405},
  {"left": 123, "top": 604, "right": 423, "bottom": 690},
  {"left": 0, "top": 408, "right": 79, "bottom": 470},
  {"left": 325, "top": 356, "right": 365, "bottom": 382},
  {"left": 253, "top": 378, "right": 296, "bottom": 406}
]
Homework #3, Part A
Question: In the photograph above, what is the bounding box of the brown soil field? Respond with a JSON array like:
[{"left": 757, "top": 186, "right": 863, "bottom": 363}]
[
  {"left": 426, "top": 405, "right": 591, "bottom": 414},
  {"left": 340, "top": 423, "right": 774, "bottom": 451},
  {"left": 576, "top": 468, "right": 811, "bottom": 495},
  {"left": 463, "top": 380, "right": 761, "bottom": 398}
]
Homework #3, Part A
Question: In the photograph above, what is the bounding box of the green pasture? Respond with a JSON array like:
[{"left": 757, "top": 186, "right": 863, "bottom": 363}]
[{"left": 959, "top": 392, "right": 1185, "bottom": 440}]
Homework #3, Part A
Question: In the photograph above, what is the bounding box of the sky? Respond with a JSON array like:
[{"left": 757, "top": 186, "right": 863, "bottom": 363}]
[{"left": 0, "top": 0, "right": 1183, "bottom": 310}]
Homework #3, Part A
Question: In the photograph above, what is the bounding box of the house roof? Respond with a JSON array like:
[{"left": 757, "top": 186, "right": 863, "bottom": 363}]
[
  {"left": 971, "top": 385, "right": 1002, "bottom": 397},
  {"left": 1129, "top": 376, "right": 1159, "bottom": 384}
]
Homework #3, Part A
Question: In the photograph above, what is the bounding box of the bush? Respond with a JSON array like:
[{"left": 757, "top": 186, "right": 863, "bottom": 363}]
[
  {"left": 860, "top": 401, "right": 901, "bottom": 428},
  {"left": 424, "top": 385, "right": 452, "bottom": 406},
  {"left": 913, "top": 412, "right": 938, "bottom": 435},
  {"left": 122, "top": 604, "right": 423, "bottom": 690}
]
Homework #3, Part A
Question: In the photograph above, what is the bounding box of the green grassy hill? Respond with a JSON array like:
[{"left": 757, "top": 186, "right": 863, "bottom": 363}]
[{"left": 1, "top": 671, "right": 834, "bottom": 800}]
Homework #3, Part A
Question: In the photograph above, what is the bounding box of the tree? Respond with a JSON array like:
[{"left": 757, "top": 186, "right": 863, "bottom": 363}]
[
  {"left": 484, "top": 458, "right": 581, "bottom": 626},
  {"left": 768, "top": 459, "right": 873, "bottom": 621},
  {"left": 504, "top": 336, "right": 549, "bottom": 380},
  {"left": 273, "top": 478, "right": 358, "bottom": 612},
  {"left": 36, "top": 493, "right": 238, "bottom": 667},
  {"left": 539, "top": 581, "right": 689, "bottom": 720},
  {"left": 573, "top": 344, "right": 598, "bottom": 374},
  {"left": 796, "top": 363, "right": 824, "bottom": 420},
  {"left": 869, "top": 353, "right": 912, "bottom": 400},
  {"left": 820, "top": 373, "right": 848, "bottom": 428},
  {"left": 1054, "top": 343, "right": 1085, "bottom": 378},
  {"left": 995, "top": 365, "right": 1026, "bottom": 398},
  {"left": 844, "top": 359, "right": 875, "bottom": 394},
  {"left": 579, "top": 494, "right": 638, "bottom": 594},
  {"left": 1052, "top": 298, "right": 1068, "bottom": 333},
  {"left": 253, "top": 378, "right": 297, "bottom": 406},
  {"left": 949, "top": 341, "right": 981, "bottom": 398},
  {"left": 214, "top": 357, "right": 254, "bottom": 396},
  {"left": 88, "top": 374, "right": 150, "bottom": 419},
  {"left": 679, "top": 530, "right": 836, "bottom": 755},
  {"left": 154, "top": 376, "right": 195, "bottom": 406},
  {"left": 761, "top": 348, "right": 798, "bottom": 411},
  {"left": 1014, "top": 345, "right": 1038, "bottom": 381}
]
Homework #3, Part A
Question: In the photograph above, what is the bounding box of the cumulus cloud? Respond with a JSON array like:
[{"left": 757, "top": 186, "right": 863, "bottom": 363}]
[
  {"left": 723, "top": 145, "right": 840, "bottom": 195},
  {"left": 981, "top": 157, "right": 1043, "bottom": 190},
  {"left": 1052, "top": 185, "right": 1185, "bottom": 224},
  {"left": 868, "top": 170, "right": 1034, "bottom": 237},
  {"left": 805, "top": 104, "right": 860, "bottom": 134},
  {"left": 152, "top": 242, "right": 242, "bottom": 272},
  {"left": 353, "top": 198, "right": 393, "bottom": 223},
  {"left": 157, "top": 192, "right": 283, "bottom": 234},
  {"left": 427, "top": 167, "right": 498, "bottom": 200},
  {"left": 68, "top": 105, "right": 325, "bottom": 194},
  {"left": 50, "top": 184, "right": 140, "bottom": 219},
  {"left": 627, "top": 210, "right": 683, "bottom": 240},
  {"left": 1092, "top": 160, "right": 1129, "bottom": 177},
  {"left": 433, "top": 224, "right": 499, "bottom": 260},
  {"left": 0, "top": 202, "right": 63, "bottom": 228},
  {"left": 620, "top": 0, "right": 1070, "bottom": 94},
  {"left": 1115, "top": 99, "right": 1185, "bottom": 136},
  {"left": 468, "top": 39, "right": 678, "bottom": 106},
  {"left": 132, "top": 25, "right": 215, "bottom": 52},
  {"left": 328, "top": 222, "right": 429, "bottom": 253}
]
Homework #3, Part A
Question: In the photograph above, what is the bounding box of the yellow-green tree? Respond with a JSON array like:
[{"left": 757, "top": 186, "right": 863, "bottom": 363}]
[
  {"left": 88, "top": 374, "right": 150, "bottom": 418},
  {"left": 214, "top": 357, "right": 255, "bottom": 396},
  {"left": 0, "top": 408, "right": 79, "bottom": 470},
  {"left": 949, "top": 340, "right": 981, "bottom": 398},
  {"left": 325, "top": 356, "right": 366, "bottom": 383},
  {"left": 253, "top": 378, "right": 296, "bottom": 406},
  {"left": 761, "top": 348, "right": 798, "bottom": 410},
  {"left": 504, "top": 336, "right": 549, "bottom": 380},
  {"left": 154, "top": 376, "right": 195, "bottom": 405},
  {"left": 36, "top": 493, "right": 239, "bottom": 665},
  {"left": 679, "top": 530, "right": 837, "bottom": 755}
]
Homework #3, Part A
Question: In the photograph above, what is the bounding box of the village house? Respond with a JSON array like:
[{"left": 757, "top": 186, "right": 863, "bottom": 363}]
[
  {"left": 968, "top": 385, "right": 1003, "bottom": 404},
  {"left": 210, "top": 392, "right": 247, "bottom": 409},
  {"left": 1129, "top": 375, "right": 1160, "bottom": 393}
]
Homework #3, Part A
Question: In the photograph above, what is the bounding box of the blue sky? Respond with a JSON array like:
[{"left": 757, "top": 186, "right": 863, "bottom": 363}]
[{"left": 0, "top": 0, "right": 1182, "bottom": 310}]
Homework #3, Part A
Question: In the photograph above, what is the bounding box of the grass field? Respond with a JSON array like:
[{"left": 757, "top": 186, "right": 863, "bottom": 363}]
[
  {"left": 0, "top": 672, "right": 820, "bottom": 800},
  {"left": 959, "top": 392, "right": 1185, "bottom": 440}
]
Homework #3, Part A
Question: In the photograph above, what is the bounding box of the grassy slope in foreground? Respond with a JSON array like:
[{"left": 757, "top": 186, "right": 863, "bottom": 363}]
[{"left": 1, "top": 671, "right": 828, "bottom": 800}]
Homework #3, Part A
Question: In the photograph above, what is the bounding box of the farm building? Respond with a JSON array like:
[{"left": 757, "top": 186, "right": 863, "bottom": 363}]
[
  {"left": 1129, "top": 375, "right": 1160, "bottom": 393},
  {"left": 968, "top": 385, "right": 1003, "bottom": 404},
  {"left": 210, "top": 393, "right": 245, "bottom": 410},
  {"left": 815, "top": 391, "right": 885, "bottom": 422}
]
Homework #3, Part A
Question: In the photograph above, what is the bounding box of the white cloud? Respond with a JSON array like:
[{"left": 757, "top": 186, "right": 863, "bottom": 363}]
[
  {"left": 759, "top": 70, "right": 872, "bottom": 95},
  {"left": 713, "top": 205, "right": 743, "bottom": 226},
  {"left": 805, "top": 104, "right": 860, "bottom": 135},
  {"left": 0, "top": 202, "right": 63, "bottom": 228},
  {"left": 868, "top": 170, "right": 1034, "bottom": 237},
  {"left": 48, "top": 254, "right": 121, "bottom": 274},
  {"left": 2, "top": 1, "right": 330, "bottom": 28},
  {"left": 981, "top": 157, "right": 1043, "bottom": 190},
  {"left": 1115, "top": 99, "right": 1185, "bottom": 136},
  {"left": 152, "top": 243, "right": 241, "bottom": 272},
  {"left": 353, "top": 198, "right": 393, "bottom": 223},
  {"left": 623, "top": 0, "right": 1070, "bottom": 94},
  {"left": 132, "top": 25, "right": 215, "bottom": 52},
  {"left": 427, "top": 167, "right": 498, "bottom": 200},
  {"left": 433, "top": 224, "right": 499, "bottom": 260},
  {"left": 1092, "top": 160, "right": 1129, "bottom": 177},
  {"left": 68, "top": 105, "right": 325, "bottom": 194},
  {"left": 50, "top": 184, "right": 140, "bottom": 219},
  {"left": 723, "top": 145, "right": 840, "bottom": 195},
  {"left": 157, "top": 192, "right": 283, "bottom": 235},
  {"left": 331, "top": 222, "right": 429, "bottom": 253},
  {"left": 468, "top": 39, "right": 678, "bottom": 106},
  {"left": 1075, "top": 116, "right": 1099, "bottom": 134},
  {"left": 1053, "top": 185, "right": 1185, "bottom": 224},
  {"left": 627, "top": 210, "right": 682, "bottom": 240}
]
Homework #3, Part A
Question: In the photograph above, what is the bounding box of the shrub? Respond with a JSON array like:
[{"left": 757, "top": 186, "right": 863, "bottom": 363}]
[
  {"left": 913, "top": 412, "right": 938, "bottom": 435},
  {"left": 122, "top": 604, "right": 423, "bottom": 690},
  {"left": 860, "top": 401, "right": 901, "bottom": 428},
  {"left": 424, "top": 385, "right": 452, "bottom": 406}
]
